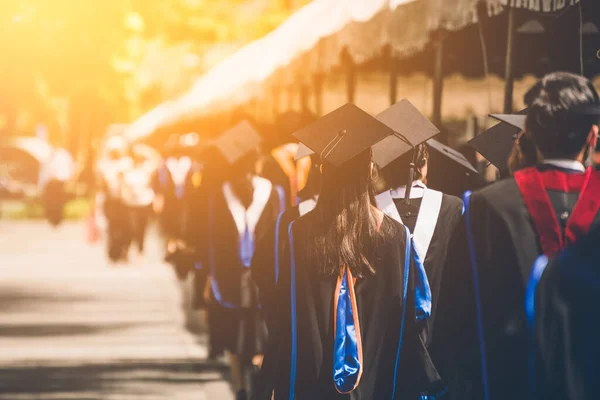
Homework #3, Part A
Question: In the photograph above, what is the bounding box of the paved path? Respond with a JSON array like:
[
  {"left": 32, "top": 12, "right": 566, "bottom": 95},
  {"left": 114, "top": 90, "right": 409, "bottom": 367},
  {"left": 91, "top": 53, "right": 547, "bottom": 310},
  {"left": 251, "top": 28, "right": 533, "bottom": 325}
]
[{"left": 0, "top": 221, "right": 233, "bottom": 400}]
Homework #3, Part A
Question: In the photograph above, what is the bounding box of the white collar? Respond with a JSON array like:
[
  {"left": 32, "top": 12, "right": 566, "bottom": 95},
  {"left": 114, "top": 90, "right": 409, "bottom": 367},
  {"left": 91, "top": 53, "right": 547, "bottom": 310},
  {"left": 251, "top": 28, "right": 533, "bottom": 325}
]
[
  {"left": 222, "top": 176, "right": 272, "bottom": 237},
  {"left": 389, "top": 180, "right": 427, "bottom": 200},
  {"left": 542, "top": 159, "right": 585, "bottom": 173}
]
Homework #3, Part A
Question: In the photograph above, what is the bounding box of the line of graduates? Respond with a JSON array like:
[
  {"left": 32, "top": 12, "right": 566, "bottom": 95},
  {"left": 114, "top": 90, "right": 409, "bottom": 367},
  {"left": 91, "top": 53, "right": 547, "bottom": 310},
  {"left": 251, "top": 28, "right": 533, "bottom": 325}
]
[{"left": 161, "top": 71, "right": 600, "bottom": 400}]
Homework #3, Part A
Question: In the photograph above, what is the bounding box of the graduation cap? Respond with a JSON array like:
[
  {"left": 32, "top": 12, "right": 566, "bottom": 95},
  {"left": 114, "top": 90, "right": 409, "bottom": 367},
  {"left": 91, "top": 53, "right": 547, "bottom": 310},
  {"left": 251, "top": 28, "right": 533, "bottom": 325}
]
[
  {"left": 372, "top": 99, "right": 440, "bottom": 168},
  {"left": 373, "top": 99, "right": 440, "bottom": 203},
  {"left": 213, "top": 120, "right": 262, "bottom": 165},
  {"left": 426, "top": 139, "right": 482, "bottom": 196},
  {"left": 294, "top": 142, "right": 314, "bottom": 161},
  {"left": 293, "top": 103, "right": 402, "bottom": 168},
  {"left": 468, "top": 110, "right": 527, "bottom": 170}
]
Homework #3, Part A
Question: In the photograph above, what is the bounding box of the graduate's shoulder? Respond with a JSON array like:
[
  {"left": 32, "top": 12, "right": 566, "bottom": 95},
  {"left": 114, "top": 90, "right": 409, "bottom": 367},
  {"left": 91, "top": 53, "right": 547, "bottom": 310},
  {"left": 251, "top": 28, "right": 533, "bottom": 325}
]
[
  {"left": 440, "top": 192, "right": 464, "bottom": 215},
  {"left": 471, "top": 176, "right": 521, "bottom": 214}
]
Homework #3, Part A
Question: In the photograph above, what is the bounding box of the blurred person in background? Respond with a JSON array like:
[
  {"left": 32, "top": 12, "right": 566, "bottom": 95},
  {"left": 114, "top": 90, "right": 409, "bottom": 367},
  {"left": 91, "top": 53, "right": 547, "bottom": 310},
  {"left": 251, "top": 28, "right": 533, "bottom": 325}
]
[
  {"left": 120, "top": 149, "right": 157, "bottom": 262},
  {"left": 261, "top": 111, "right": 315, "bottom": 207},
  {"left": 156, "top": 134, "right": 204, "bottom": 279},
  {"left": 39, "top": 147, "right": 75, "bottom": 227},
  {"left": 97, "top": 136, "right": 132, "bottom": 263},
  {"left": 199, "top": 122, "right": 282, "bottom": 400}
]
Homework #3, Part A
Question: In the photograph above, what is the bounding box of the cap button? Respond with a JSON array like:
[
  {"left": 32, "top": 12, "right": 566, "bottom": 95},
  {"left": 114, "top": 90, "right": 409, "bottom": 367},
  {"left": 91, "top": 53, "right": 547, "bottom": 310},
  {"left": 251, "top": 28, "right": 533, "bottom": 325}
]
[{"left": 339, "top": 129, "right": 347, "bottom": 136}]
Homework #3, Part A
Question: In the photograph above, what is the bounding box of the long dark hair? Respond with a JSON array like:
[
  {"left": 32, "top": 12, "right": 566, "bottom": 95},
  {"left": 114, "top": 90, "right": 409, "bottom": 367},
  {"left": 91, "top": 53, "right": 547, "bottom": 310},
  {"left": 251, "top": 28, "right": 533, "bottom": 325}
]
[{"left": 303, "top": 148, "right": 391, "bottom": 277}]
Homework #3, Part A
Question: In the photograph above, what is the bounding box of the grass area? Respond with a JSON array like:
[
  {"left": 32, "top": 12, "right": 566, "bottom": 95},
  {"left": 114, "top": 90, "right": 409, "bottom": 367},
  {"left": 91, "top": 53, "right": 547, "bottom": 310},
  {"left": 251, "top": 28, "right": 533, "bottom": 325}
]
[{"left": 1, "top": 197, "right": 91, "bottom": 220}]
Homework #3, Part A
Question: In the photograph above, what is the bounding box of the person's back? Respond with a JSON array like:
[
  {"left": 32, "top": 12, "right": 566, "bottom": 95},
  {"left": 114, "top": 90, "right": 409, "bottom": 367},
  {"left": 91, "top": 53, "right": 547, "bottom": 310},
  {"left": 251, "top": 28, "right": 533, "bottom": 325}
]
[
  {"left": 432, "top": 71, "right": 600, "bottom": 400},
  {"left": 261, "top": 148, "right": 439, "bottom": 400},
  {"left": 530, "top": 226, "right": 600, "bottom": 400}
]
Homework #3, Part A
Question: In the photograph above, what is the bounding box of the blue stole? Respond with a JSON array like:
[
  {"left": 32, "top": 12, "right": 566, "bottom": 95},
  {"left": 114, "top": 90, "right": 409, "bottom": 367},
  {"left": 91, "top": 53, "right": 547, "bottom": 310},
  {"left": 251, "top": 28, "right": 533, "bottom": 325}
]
[
  {"left": 274, "top": 211, "right": 285, "bottom": 284},
  {"left": 463, "top": 191, "right": 490, "bottom": 400},
  {"left": 287, "top": 222, "right": 414, "bottom": 399},
  {"left": 333, "top": 266, "right": 363, "bottom": 393},
  {"left": 276, "top": 184, "right": 286, "bottom": 213},
  {"left": 175, "top": 181, "right": 185, "bottom": 199},
  {"left": 158, "top": 165, "right": 169, "bottom": 187},
  {"left": 239, "top": 217, "right": 254, "bottom": 268},
  {"left": 525, "top": 254, "right": 549, "bottom": 400}
]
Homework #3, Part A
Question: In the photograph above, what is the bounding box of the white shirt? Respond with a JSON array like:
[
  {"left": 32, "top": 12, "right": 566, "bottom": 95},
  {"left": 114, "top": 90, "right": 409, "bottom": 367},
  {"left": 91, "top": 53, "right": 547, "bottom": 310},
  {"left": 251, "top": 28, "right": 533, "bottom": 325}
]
[
  {"left": 121, "top": 160, "right": 156, "bottom": 207},
  {"left": 542, "top": 158, "right": 585, "bottom": 172}
]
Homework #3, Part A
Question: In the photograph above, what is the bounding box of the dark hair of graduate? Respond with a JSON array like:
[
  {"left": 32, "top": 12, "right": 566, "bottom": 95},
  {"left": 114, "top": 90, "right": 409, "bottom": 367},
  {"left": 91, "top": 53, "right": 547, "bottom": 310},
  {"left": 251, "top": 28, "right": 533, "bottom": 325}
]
[
  {"left": 303, "top": 148, "right": 394, "bottom": 277},
  {"left": 228, "top": 149, "right": 259, "bottom": 209},
  {"left": 524, "top": 71, "right": 600, "bottom": 159},
  {"left": 382, "top": 143, "right": 429, "bottom": 189}
]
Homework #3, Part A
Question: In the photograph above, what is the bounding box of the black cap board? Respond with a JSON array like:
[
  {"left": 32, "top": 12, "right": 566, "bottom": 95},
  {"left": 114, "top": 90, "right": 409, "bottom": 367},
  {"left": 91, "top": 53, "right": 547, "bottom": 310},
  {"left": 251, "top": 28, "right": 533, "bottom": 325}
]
[
  {"left": 292, "top": 100, "right": 439, "bottom": 168},
  {"left": 214, "top": 120, "right": 262, "bottom": 165},
  {"left": 489, "top": 113, "right": 527, "bottom": 130},
  {"left": 371, "top": 99, "right": 440, "bottom": 167},
  {"left": 427, "top": 139, "right": 478, "bottom": 174},
  {"left": 292, "top": 103, "right": 397, "bottom": 167},
  {"left": 294, "top": 142, "right": 314, "bottom": 161},
  {"left": 468, "top": 110, "right": 527, "bottom": 169}
]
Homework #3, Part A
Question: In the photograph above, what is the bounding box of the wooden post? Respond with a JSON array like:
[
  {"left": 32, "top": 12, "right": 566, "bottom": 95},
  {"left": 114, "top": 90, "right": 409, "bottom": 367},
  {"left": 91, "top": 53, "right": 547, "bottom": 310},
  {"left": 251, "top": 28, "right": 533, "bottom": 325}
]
[
  {"left": 272, "top": 87, "right": 280, "bottom": 118},
  {"left": 300, "top": 84, "right": 309, "bottom": 111},
  {"left": 343, "top": 50, "right": 356, "bottom": 103},
  {"left": 432, "top": 38, "right": 444, "bottom": 129},
  {"left": 287, "top": 86, "right": 294, "bottom": 110},
  {"left": 389, "top": 55, "right": 398, "bottom": 105},
  {"left": 314, "top": 73, "right": 323, "bottom": 116},
  {"left": 503, "top": 7, "right": 515, "bottom": 114}
]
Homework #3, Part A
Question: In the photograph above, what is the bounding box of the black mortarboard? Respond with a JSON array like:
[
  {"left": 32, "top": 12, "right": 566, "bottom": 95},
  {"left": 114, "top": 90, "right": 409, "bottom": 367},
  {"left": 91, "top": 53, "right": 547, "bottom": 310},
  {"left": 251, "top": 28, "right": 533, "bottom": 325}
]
[
  {"left": 294, "top": 142, "right": 314, "bottom": 161},
  {"left": 214, "top": 120, "right": 262, "bottom": 165},
  {"left": 426, "top": 139, "right": 483, "bottom": 196},
  {"left": 371, "top": 99, "right": 440, "bottom": 168},
  {"left": 468, "top": 110, "right": 527, "bottom": 169},
  {"left": 489, "top": 113, "right": 527, "bottom": 130},
  {"left": 292, "top": 103, "right": 397, "bottom": 167},
  {"left": 427, "top": 139, "right": 478, "bottom": 174},
  {"left": 373, "top": 99, "right": 440, "bottom": 203}
]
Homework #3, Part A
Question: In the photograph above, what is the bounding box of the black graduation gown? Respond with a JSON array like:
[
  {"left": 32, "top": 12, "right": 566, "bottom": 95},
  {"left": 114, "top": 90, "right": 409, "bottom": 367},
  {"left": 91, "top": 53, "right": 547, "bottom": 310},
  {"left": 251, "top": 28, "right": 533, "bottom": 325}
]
[
  {"left": 532, "top": 225, "right": 600, "bottom": 400},
  {"left": 391, "top": 193, "right": 463, "bottom": 336},
  {"left": 153, "top": 164, "right": 195, "bottom": 239},
  {"left": 202, "top": 178, "right": 281, "bottom": 357},
  {"left": 261, "top": 154, "right": 291, "bottom": 206},
  {"left": 255, "top": 215, "right": 440, "bottom": 400},
  {"left": 431, "top": 165, "right": 600, "bottom": 400}
]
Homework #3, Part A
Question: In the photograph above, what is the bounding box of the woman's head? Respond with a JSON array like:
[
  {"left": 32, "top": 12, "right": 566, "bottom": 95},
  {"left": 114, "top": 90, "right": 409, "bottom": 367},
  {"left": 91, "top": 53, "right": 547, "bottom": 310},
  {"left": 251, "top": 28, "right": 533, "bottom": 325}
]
[{"left": 305, "top": 148, "right": 388, "bottom": 277}]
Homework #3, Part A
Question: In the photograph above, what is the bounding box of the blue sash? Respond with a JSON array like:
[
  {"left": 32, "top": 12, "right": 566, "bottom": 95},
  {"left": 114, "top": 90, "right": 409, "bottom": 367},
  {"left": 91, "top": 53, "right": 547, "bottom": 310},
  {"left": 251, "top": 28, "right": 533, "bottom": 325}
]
[
  {"left": 276, "top": 184, "right": 286, "bottom": 213},
  {"left": 333, "top": 266, "right": 363, "bottom": 393},
  {"left": 175, "top": 182, "right": 185, "bottom": 199},
  {"left": 274, "top": 211, "right": 285, "bottom": 284},
  {"left": 463, "top": 191, "right": 490, "bottom": 400},
  {"left": 239, "top": 221, "right": 254, "bottom": 268},
  {"left": 288, "top": 221, "right": 297, "bottom": 400},
  {"left": 158, "top": 165, "right": 169, "bottom": 187},
  {"left": 525, "top": 254, "right": 549, "bottom": 400},
  {"left": 412, "top": 245, "right": 431, "bottom": 322}
]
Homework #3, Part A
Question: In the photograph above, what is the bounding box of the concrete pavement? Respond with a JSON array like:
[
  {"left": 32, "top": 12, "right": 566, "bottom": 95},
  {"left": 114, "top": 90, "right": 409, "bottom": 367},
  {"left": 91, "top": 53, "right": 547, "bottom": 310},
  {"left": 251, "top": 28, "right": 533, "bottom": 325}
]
[{"left": 0, "top": 221, "right": 233, "bottom": 400}]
